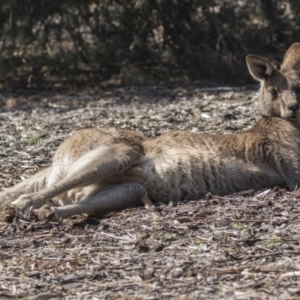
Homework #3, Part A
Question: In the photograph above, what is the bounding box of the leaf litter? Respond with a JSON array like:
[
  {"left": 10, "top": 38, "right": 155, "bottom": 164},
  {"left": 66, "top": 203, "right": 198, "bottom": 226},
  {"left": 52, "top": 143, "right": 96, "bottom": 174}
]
[{"left": 0, "top": 85, "right": 300, "bottom": 299}]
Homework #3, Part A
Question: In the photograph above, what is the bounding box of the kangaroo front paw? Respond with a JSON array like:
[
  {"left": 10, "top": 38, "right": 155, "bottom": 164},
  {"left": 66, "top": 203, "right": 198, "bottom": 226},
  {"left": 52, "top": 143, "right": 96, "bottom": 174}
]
[
  {"left": 34, "top": 204, "right": 59, "bottom": 221},
  {"left": 0, "top": 204, "right": 16, "bottom": 222}
]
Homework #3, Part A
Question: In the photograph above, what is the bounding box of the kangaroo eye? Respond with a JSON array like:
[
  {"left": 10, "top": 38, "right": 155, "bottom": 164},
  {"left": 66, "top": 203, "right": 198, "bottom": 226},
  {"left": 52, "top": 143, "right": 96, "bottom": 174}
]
[
  {"left": 295, "top": 86, "right": 300, "bottom": 94},
  {"left": 269, "top": 89, "right": 278, "bottom": 98}
]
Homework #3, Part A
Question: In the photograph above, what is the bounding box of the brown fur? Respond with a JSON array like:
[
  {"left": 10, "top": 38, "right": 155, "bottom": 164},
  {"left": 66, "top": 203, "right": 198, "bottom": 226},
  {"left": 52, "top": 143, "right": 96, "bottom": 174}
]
[{"left": 1, "top": 45, "right": 300, "bottom": 220}]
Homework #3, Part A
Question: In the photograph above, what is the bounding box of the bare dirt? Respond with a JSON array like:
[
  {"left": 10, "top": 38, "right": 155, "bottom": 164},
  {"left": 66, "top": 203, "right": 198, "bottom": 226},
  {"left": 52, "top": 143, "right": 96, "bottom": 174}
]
[{"left": 1, "top": 85, "right": 300, "bottom": 299}]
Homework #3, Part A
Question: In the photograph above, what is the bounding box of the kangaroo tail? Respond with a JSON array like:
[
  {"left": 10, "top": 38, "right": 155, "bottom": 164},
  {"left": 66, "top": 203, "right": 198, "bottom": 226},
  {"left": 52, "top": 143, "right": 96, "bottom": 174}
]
[{"left": 0, "top": 167, "right": 52, "bottom": 208}]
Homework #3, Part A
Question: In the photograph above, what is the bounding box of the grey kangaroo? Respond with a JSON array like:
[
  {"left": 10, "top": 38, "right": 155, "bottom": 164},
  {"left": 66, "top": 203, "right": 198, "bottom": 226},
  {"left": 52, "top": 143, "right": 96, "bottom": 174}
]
[{"left": 1, "top": 44, "right": 300, "bottom": 221}]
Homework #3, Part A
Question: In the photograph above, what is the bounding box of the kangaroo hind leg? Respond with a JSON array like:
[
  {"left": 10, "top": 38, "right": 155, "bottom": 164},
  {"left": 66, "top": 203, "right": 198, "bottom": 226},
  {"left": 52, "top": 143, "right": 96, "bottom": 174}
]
[
  {"left": 39, "top": 182, "right": 149, "bottom": 220},
  {"left": 11, "top": 144, "right": 143, "bottom": 210},
  {"left": 0, "top": 167, "right": 51, "bottom": 208}
]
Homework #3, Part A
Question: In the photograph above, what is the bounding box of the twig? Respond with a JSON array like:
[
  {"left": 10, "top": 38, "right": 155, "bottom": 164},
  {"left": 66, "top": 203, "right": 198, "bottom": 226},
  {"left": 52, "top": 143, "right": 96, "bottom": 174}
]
[
  {"left": 278, "top": 271, "right": 300, "bottom": 281},
  {"left": 13, "top": 150, "right": 31, "bottom": 158},
  {"left": 227, "top": 219, "right": 271, "bottom": 223},
  {"left": 195, "top": 87, "right": 241, "bottom": 92},
  {"left": 165, "top": 279, "right": 197, "bottom": 288},
  {"left": 256, "top": 189, "right": 272, "bottom": 198},
  {"left": 79, "top": 278, "right": 156, "bottom": 288},
  {"left": 0, "top": 276, "right": 36, "bottom": 282},
  {"left": 241, "top": 251, "right": 300, "bottom": 261},
  {"left": 202, "top": 266, "right": 283, "bottom": 275},
  {"left": 97, "top": 231, "right": 136, "bottom": 242}
]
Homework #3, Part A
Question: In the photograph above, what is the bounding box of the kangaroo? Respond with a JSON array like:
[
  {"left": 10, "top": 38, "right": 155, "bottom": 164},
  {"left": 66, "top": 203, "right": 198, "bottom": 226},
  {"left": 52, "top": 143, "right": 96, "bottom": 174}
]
[{"left": 1, "top": 44, "right": 300, "bottom": 221}]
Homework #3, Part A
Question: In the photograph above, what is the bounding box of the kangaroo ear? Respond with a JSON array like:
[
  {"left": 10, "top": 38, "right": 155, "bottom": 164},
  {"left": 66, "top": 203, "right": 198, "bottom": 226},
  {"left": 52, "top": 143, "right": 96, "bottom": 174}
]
[
  {"left": 246, "top": 55, "right": 276, "bottom": 81},
  {"left": 281, "top": 43, "right": 300, "bottom": 75}
]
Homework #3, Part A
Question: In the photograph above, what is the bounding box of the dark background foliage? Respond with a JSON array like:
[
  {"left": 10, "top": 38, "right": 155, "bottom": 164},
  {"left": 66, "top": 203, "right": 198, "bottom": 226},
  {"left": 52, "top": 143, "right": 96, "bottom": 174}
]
[{"left": 0, "top": 0, "right": 299, "bottom": 89}]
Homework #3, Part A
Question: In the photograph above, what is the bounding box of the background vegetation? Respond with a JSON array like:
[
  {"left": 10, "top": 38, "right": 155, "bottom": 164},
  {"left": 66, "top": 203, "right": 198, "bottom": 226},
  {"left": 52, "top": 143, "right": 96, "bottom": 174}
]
[{"left": 0, "top": 0, "right": 299, "bottom": 89}]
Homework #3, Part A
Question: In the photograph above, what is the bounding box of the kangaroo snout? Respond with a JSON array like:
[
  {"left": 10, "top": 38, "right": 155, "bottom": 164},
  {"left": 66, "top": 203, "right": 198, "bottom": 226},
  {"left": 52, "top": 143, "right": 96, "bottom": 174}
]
[{"left": 287, "top": 102, "right": 299, "bottom": 113}]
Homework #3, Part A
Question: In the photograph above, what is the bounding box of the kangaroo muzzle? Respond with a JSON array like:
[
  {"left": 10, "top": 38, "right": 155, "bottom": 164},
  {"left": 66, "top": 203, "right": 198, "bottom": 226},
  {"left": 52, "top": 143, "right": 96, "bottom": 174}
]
[
  {"left": 287, "top": 102, "right": 299, "bottom": 113},
  {"left": 282, "top": 91, "right": 300, "bottom": 118}
]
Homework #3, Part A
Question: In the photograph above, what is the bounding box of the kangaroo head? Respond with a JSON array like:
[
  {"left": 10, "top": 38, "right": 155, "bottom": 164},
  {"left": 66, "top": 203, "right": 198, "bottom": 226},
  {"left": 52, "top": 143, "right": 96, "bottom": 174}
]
[{"left": 246, "top": 43, "right": 300, "bottom": 121}]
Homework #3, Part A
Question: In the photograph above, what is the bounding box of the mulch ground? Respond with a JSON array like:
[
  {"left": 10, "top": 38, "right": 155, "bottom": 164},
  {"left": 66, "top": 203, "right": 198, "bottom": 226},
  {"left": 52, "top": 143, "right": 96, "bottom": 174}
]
[{"left": 1, "top": 85, "right": 300, "bottom": 299}]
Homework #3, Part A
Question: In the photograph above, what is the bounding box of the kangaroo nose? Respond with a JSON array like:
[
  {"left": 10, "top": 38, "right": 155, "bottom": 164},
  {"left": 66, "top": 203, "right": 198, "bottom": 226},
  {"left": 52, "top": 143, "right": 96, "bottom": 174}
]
[{"left": 288, "top": 103, "right": 300, "bottom": 113}]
